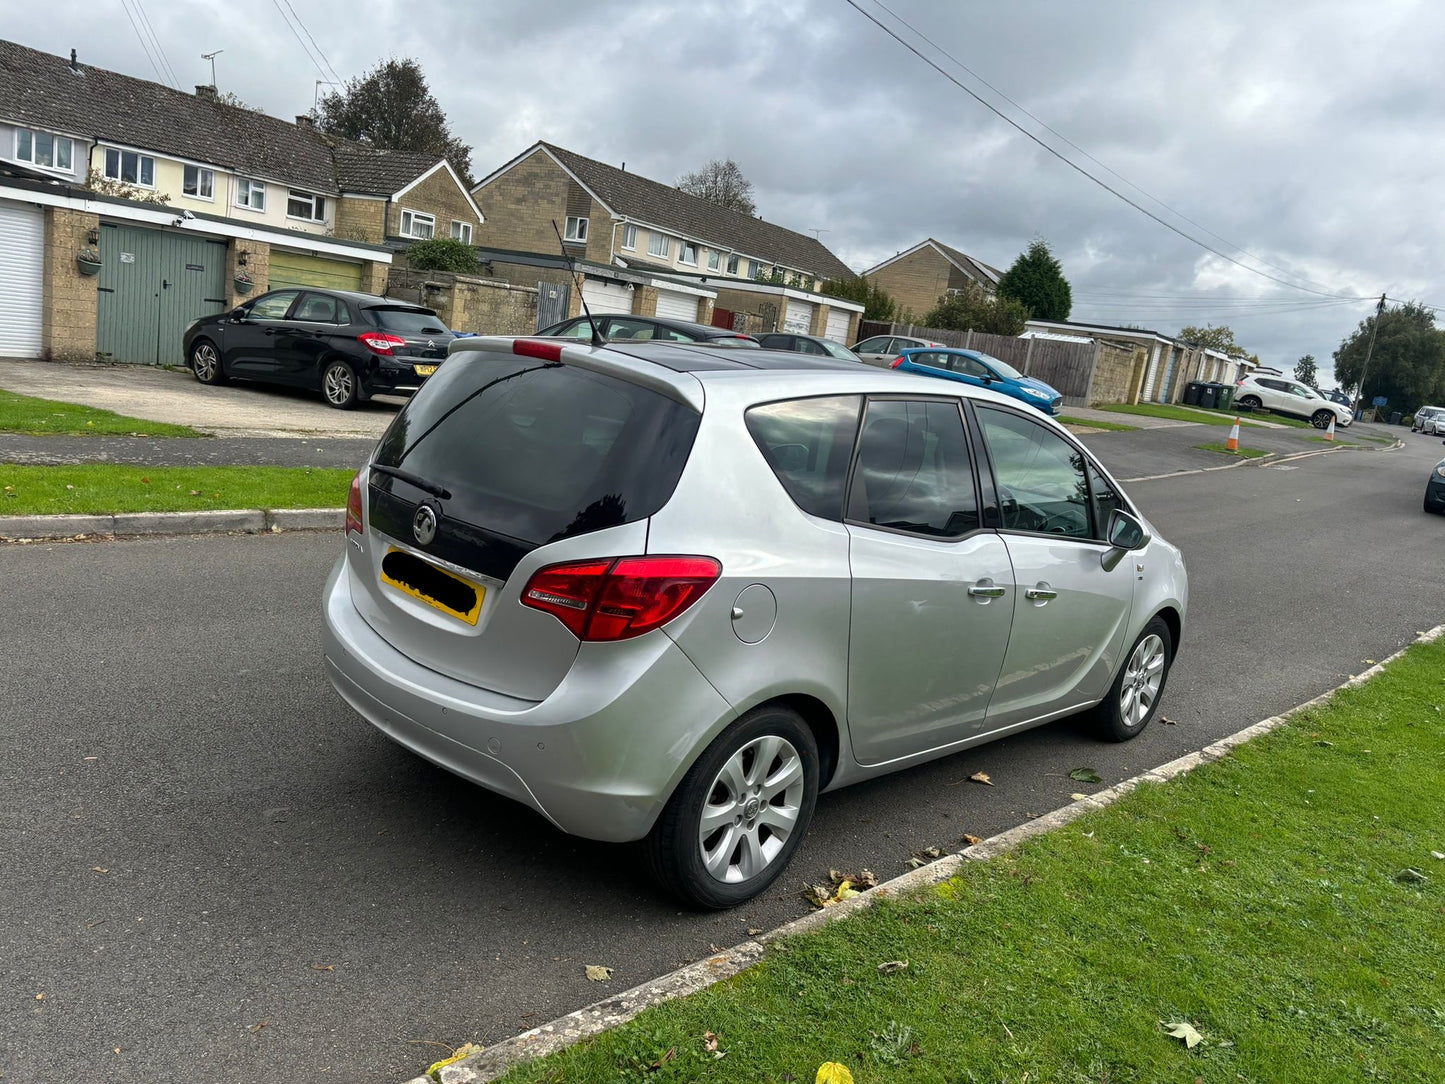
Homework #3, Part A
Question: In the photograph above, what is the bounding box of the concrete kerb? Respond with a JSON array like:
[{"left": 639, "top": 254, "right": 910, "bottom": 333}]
[
  {"left": 0, "top": 507, "right": 344, "bottom": 541},
  {"left": 431, "top": 622, "right": 1445, "bottom": 1084}
]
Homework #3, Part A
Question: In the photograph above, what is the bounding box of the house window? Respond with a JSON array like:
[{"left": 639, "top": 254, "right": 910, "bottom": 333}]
[
  {"left": 451, "top": 220, "right": 473, "bottom": 243},
  {"left": 235, "top": 177, "right": 266, "bottom": 210},
  {"left": 648, "top": 233, "right": 671, "bottom": 258},
  {"left": 726, "top": 254, "right": 740, "bottom": 275},
  {"left": 15, "top": 129, "right": 73, "bottom": 172},
  {"left": 564, "top": 215, "right": 589, "bottom": 242},
  {"left": 286, "top": 190, "right": 328, "bottom": 222},
  {"left": 183, "top": 164, "right": 214, "bottom": 200},
  {"left": 621, "top": 224, "right": 637, "bottom": 250},
  {"left": 400, "top": 209, "right": 435, "bottom": 239},
  {"left": 707, "top": 250, "right": 721, "bottom": 272},
  {"left": 104, "top": 148, "right": 155, "bottom": 187},
  {"left": 679, "top": 242, "right": 698, "bottom": 266}
]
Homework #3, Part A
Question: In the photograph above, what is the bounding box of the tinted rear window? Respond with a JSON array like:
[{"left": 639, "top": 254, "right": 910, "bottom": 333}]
[
  {"left": 366, "top": 306, "right": 451, "bottom": 334},
  {"left": 373, "top": 354, "right": 700, "bottom": 551},
  {"left": 745, "top": 395, "right": 862, "bottom": 520}
]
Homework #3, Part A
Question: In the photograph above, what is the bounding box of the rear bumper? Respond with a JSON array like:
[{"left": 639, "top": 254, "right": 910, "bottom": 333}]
[
  {"left": 321, "top": 557, "right": 736, "bottom": 842},
  {"left": 361, "top": 363, "right": 435, "bottom": 396}
]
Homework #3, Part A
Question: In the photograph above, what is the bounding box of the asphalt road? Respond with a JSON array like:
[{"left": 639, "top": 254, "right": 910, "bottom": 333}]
[{"left": 3, "top": 435, "right": 1442, "bottom": 1084}]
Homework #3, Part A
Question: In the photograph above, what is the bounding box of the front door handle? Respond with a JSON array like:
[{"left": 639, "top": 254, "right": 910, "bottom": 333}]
[
  {"left": 968, "top": 580, "right": 1006, "bottom": 600},
  {"left": 1024, "top": 583, "right": 1058, "bottom": 602}
]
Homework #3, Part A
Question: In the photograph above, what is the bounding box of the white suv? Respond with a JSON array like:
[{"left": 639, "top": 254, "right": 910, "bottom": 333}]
[
  {"left": 1233, "top": 373, "right": 1352, "bottom": 428},
  {"left": 1412, "top": 406, "right": 1445, "bottom": 434}
]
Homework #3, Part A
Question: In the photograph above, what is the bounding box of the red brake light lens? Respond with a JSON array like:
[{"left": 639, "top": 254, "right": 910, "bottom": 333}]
[
  {"left": 521, "top": 556, "right": 721, "bottom": 641},
  {"left": 890, "top": 356, "right": 905, "bottom": 369},
  {"left": 357, "top": 332, "right": 406, "bottom": 355},
  {"left": 346, "top": 472, "right": 364, "bottom": 536},
  {"left": 513, "top": 338, "right": 565, "bottom": 362}
]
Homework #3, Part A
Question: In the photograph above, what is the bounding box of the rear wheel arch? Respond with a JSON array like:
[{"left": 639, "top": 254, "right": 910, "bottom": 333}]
[{"left": 767, "top": 693, "right": 840, "bottom": 789}]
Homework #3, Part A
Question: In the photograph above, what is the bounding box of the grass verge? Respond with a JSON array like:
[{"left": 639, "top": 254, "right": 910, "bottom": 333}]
[
  {"left": 1306, "top": 437, "right": 1359, "bottom": 446},
  {"left": 1059, "top": 415, "right": 1139, "bottom": 432},
  {"left": 1194, "top": 441, "right": 1269, "bottom": 459},
  {"left": 0, "top": 464, "right": 351, "bottom": 515},
  {"left": 493, "top": 636, "right": 1445, "bottom": 1084},
  {"left": 1102, "top": 403, "right": 1266, "bottom": 428},
  {"left": 0, "top": 389, "right": 204, "bottom": 437}
]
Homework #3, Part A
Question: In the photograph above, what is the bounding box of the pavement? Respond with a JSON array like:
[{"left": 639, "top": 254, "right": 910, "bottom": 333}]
[
  {"left": 0, "top": 433, "right": 376, "bottom": 468},
  {"left": 3, "top": 433, "right": 1441, "bottom": 1084}
]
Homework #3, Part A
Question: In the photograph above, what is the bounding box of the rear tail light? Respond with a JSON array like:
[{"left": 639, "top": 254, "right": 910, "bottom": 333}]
[
  {"left": 346, "top": 472, "right": 364, "bottom": 536},
  {"left": 358, "top": 332, "right": 407, "bottom": 355},
  {"left": 513, "top": 338, "right": 564, "bottom": 362},
  {"left": 521, "top": 556, "right": 722, "bottom": 641},
  {"left": 890, "top": 356, "right": 905, "bottom": 369}
]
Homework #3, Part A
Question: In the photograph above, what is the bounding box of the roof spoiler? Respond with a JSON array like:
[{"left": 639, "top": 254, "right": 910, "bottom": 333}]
[{"left": 447, "top": 336, "right": 704, "bottom": 412}]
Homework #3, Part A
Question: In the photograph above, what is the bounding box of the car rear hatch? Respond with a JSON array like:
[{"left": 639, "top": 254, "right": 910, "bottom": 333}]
[
  {"left": 346, "top": 340, "right": 703, "bottom": 701},
  {"left": 362, "top": 305, "right": 454, "bottom": 365}
]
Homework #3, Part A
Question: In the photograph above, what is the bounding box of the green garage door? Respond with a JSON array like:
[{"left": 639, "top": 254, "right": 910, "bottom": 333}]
[
  {"left": 96, "top": 223, "right": 228, "bottom": 365},
  {"left": 268, "top": 250, "right": 364, "bottom": 292}
]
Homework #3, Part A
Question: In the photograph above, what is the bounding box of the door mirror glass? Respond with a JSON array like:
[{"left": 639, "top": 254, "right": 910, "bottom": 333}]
[{"left": 1107, "top": 509, "right": 1149, "bottom": 550}]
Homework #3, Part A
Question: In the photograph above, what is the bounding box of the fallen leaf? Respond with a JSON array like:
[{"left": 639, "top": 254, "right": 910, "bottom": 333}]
[
  {"left": 877, "top": 960, "right": 908, "bottom": 973},
  {"left": 189, "top": 490, "right": 203, "bottom": 497},
  {"left": 1395, "top": 867, "right": 1427, "bottom": 884},
  {"left": 1069, "top": 767, "right": 1103, "bottom": 783},
  {"left": 1314, "top": 740, "right": 1335, "bottom": 747},
  {"left": 426, "top": 1043, "right": 482, "bottom": 1075},
  {"left": 962, "top": 833, "right": 983, "bottom": 846},
  {"left": 584, "top": 965, "right": 613, "bottom": 981},
  {"left": 1431, "top": 851, "right": 1445, "bottom": 861},
  {"left": 65, "top": 484, "right": 75, "bottom": 491},
  {"left": 248, "top": 1021, "right": 268, "bottom": 1034},
  {"left": 36, "top": 992, "right": 45, "bottom": 1000},
  {"left": 311, "top": 964, "right": 335, "bottom": 971},
  {"left": 92, "top": 867, "right": 109, "bottom": 874},
  {"left": 829, "top": 868, "right": 878, "bottom": 888},
  {"left": 1364, "top": 659, "right": 1377, "bottom": 665},
  {"left": 746, "top": 927, "right": 763, "bottom": 936},
  {"left": 1160, "top": 715, "right": 1177, "bottom": 725},
  {"left": 114, "top": 1047, "right": 121, "bottom": 1054},
  {"left": 140, "top": 477, "right": 150, "bottom": 484},
  {"left": 85, "top": 918, "right": 105, "bottom": 930},
  {"left": 969, "top": 771, "right": 993, "bottom": 786},
  {"left": 816, "top": 1063, "right": 855, "bottom": 1084},
  {"left": 703, "top": 1031, "right": 718, "bottom": 1053},
  {"left": 648, "top": 1047, "right": 676, "bottom": 1071},
  {"left": 1162, "top": 1020, "right": 1203, "bottom": 1048}
]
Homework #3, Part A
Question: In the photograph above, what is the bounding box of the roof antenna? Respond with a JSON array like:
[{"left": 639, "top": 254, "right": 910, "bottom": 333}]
[{"left": 551, "top": 218, "right": 604, "bottom": 348}]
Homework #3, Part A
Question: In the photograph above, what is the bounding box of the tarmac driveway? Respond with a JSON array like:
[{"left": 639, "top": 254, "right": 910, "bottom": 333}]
[{"left": 0, "top": 358, "right": 403, "bottom": 439}]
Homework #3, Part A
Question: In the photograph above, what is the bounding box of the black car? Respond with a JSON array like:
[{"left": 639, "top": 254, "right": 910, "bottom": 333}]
[
  {"left": 1426, "top": 454, "right": 1445, "bottom": 514},
  {"left": 755, "top": 332, "right": 864, "bottom": 362},
  {"left": 183, "top": 288, "right": 455, "bottom": 409},
  {"left": 539, "top": 313, "right": 759, "bottom": 347}
]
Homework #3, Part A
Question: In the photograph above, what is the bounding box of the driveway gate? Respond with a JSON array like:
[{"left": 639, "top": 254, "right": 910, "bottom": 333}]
[{"left": 96, "top": 224, "right": 228, "bottom": 365}]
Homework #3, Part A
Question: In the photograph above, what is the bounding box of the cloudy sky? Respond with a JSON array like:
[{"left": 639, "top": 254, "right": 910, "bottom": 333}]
[{"left": 15, "top": 0, "right": 1445, "bottom": 382}]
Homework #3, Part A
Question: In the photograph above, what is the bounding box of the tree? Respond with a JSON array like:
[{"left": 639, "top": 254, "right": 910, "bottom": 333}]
[
  {"left": 996, "top": 239, "right": 1071, "bottom": 321},
  {"left": 820, "top": 276, "right": 899, "bottom": 323},
  {"left": 315, "top": 58, "right": 472, "bottom": 183},
  {"left": 1332, "top": 301, "right": 1445, "bottom": 412},
  {"left": 216, "top": 90, "right": 263, "bottom": 112},
  {"left": 1293, "top": 354, "right": 1317, "bottom": 387},
  {"left": 923, "top": 281, "right": 1030, "bottom": 337},
  {"left": 1177, "top": 323, "right": 1248, "bottom": 358},
  {"left": 676, "top": 159, "right": 756, "bottom": 215},
  {"left": 404, "top": 238, "right": 479, "bottom": 273}
]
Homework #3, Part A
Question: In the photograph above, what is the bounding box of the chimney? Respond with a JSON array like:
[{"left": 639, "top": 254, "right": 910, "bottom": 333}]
[
  {"left": 295, "top": 115, "right": 313, "bottom": 128},
  {"left": 621, "top": 162, "right": 626, "bottom": 172},
  {"left": 69, "top": 48, "right": 78, "bottom": 73},
  {"left": 195, "top": 84, "right": 216, "bottom": 100}
]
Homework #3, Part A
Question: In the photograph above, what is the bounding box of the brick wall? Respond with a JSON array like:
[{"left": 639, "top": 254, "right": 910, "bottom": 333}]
[
  {"left": 473, "top": 152, "right": 613, "bottom": 261},
  {"left": 632, "top": 285, "right": 659, "bottom": 317},
  {"left": 42, "top": 208, "right": 101, "bottom": 362},
  {"left": 389, "top": 167, "right": 482, "bottom": 240},
  {"left": 866, "top": 247, "right": 953, "bottom": 321},
  {"left": 386, "top": 268, "right": 538, "bottom": 335},
  {"left": 335, "top": 197, "right": 386, "bottom": 244},
  {"left": 1087, "top": 343, "right": 1148, "bottom": 406},
  {"left": 226, "top": 241, "right": 270, "bottom": 309}
]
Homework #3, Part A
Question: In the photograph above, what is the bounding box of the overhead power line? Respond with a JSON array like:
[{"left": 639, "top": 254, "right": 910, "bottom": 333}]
[
  {"left": 130, "top": 0, "right": 181, "bottom": 89},
  {"left": 271, "top": 0, "right": 334, "bottom": 87},
  {"left": 117, "top": 0, "right": 170, "bottom": 87},
  {"left": 844, "top": 0, "right": 1367, "bottom": 302},
  {"left": 281, "top": 0, "right": 344, "bottom": 86}
]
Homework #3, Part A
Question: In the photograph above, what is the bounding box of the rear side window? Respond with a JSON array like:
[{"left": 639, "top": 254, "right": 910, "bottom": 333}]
[
  {"left": 848, "top": 399, "right": 979, "bottom": 537},
  {"left": 745, "top": 395, "right": 862, "bottom": 521},
  {"left": 374, "top": 355, "right": 700, "bottom": 548},
  {"left": 366, "top": 306, "right": 451, "bottom": 335}
]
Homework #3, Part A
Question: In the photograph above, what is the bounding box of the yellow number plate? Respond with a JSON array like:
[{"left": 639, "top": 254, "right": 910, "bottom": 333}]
[
  {"left": 413, "top": 364, "right": 438, "bottom": 377},
  {"left": 379, "top": 547, "right": 484, "bottom": 625}
]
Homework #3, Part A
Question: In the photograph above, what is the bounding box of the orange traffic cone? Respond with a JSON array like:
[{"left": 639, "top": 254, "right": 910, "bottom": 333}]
[
  {"left": 1325, "top": 415, "right": 1336, "bottom": 442},
  {"left": 1225, "top": 416, "right": 1241, "bottom": 452}
]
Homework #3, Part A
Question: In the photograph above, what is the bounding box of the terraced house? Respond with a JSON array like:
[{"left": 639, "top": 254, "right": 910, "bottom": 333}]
[
  {"left": 470, "top": 141, "right": 863, "bottom": 342},
  {"left": 0, "top": 39, "right": 481, "bottom": 364}
]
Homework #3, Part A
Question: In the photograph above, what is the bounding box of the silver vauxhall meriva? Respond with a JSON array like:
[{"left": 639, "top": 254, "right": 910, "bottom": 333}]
[{"left": 323, "top": 335, "right": 1188, "bottom": 908}]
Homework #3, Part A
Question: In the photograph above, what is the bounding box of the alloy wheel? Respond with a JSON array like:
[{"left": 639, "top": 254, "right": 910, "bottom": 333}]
[
  {"left": 324, "top": 364, "right": 353, "bottom": 406},
  {"left": 192, "top": 343, "right": 219, "bottom": 382},
  {"left": 1119, "top": 633, "right": 1166, "bottom": 729},
  {"left": 697, "top": 734, "right": 805, "bottom": 883}
]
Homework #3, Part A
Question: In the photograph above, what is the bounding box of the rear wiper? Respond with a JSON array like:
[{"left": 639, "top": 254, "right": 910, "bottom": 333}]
[{"left": 368, "top": 463, "right": 451, "bottom": 500}]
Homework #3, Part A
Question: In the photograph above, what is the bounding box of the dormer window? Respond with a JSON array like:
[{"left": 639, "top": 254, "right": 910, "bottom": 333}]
[{"left": 15, "top": 129, "right": 73, "bottom": 172}]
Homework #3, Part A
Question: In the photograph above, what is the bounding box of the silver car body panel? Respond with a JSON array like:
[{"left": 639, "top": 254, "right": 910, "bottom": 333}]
[{"left": 323, "top": 343, "right": 1189, "bottom": 841}]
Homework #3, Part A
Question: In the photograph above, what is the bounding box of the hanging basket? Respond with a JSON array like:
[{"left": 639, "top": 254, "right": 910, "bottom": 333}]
[
  {"left": 76, "top": 254, "right": 103, "bottom": 277},
  {"left": 233, "top": 276, "right": 254, "bottom": 295}
]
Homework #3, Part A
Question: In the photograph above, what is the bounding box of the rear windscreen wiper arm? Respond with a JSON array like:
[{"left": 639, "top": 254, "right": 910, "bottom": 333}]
[{"left": 368, "top": 463, "right": 452, "bottom": 500}]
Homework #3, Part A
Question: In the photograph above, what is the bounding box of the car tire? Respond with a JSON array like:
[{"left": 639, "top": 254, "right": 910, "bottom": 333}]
[
  {"left": 190, "top": 339, "right": 226, "bottom": 385},
  {"left": 1237, "top": 395, "right": 1262, "bottom": 411},
  {"left": 1092, "top": 616, "right": 1174, "bottom": 743},
  {"left": 321, "top": 359, "right": 360, "bottom": 410},
  {"left": 1311, "top": 410, "right": 1335, "bottom": 429},
  {"left": 643, "top": 704, "right": 819, "bottom": 910}
]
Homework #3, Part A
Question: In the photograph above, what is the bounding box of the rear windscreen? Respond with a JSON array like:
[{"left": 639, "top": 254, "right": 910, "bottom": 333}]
[
  {"left": 373, "top": 355, "right": 700, "bottom": 548},
  {"left": 365, "top": 307, "right": 451, "bottom": 335}
]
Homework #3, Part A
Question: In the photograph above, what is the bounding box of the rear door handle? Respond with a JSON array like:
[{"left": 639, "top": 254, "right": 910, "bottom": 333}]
[
  {"left": 1025, "top": 583, "right": 1058, "bottom": 601},
  {"left": 968, "top": 580, "right": 1006, "bottom": 599}
]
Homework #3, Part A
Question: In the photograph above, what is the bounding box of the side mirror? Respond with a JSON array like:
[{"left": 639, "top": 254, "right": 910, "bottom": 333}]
[{"left": 1101, "top": 509, "right": 1150, "bottom": 571}]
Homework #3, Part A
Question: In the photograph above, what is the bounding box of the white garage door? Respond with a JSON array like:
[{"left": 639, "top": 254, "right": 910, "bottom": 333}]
[
  {"left": 581, "top": 278, "right": 634, "bottom": 315},
  {"left": 0, "top": 203, "right": 46, "bottom": 358},
  {"left": 655, "top": 289, "right": 698, "bottom": 321},
  {"left": 824, "top": 308, "right": 851, "bottom": 343},
  {"left": 783, "top": 299, "right": 813, "bottom": 334}
]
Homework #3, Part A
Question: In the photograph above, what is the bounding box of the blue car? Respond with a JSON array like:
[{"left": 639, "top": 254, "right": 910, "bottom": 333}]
[{"left": 892, "top": 347, "right": 1064, "bottom": 415}]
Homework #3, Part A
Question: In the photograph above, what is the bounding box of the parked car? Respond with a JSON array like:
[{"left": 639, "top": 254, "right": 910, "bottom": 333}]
[
  {"left": 756, "top": 333, "right": 864, "bottom": 362},
  {"left": 539, "top": 313, "right": 759, "bottom": 347},
  {"left": 1411, "top": 405, "right": 1445, "bottom": 434},
  {"left": 851, "top": 333, "right": 945, "bottom": 368},
  {"left": 893, "top": 347, "right": 1064, "bottom": 416},
  {"left": 1319, "top": 387, "right": 1352, "bottom": 407},
  {"left": 1426, "top": 455, "right": 1445, "bottom": 514},
  {"left": 1233, "top": 373, "right": 1352, "bottom": 428},
  {"left": 323, "top": 334, "right": 1188, "bottom": 908},
  {"left": 184, "top": 289, "right": 454, "bottom": 409}
]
